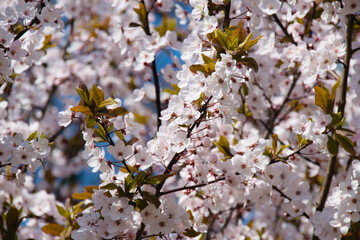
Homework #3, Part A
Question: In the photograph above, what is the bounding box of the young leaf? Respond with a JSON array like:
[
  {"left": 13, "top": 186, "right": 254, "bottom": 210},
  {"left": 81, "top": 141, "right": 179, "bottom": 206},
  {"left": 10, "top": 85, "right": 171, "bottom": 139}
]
[
  {"left": 335, "top": 128, "right": 356, "bottom": 137},
  {"left": 56, "top": 204, "right": 68, "bottom": 219},
  {"left": 108, "top": 107, "right": 129, "bottom": 116},
  {"left": 327, "top": 136, "right": 339, "bottom": 155},
  {"left": 116, "top": 130, "right": 125, "bottom": 140},
  {"left": 71, "top": 106, "right": 94, "bottom": 116},
  {"left": 330, "top": 77, "right": 340, "bottom": 101},
  {"left": 155, "top": 15, "right": 176, "bottom": 37},
  {"left": 242, "top": 35, "right": 263, "bottom": 52},
  {"left": 85, "top": 116, "right": 97, "bottom": 128},
  {"left": 314, "top": 86, "right": 330, "bottom": 113},
  {"left": 27, "top": 131, "right": 37, "bottom": 141},
  {"left": 6, "top": 206, "right": 22, "bottom": 239},
  {"left": 145, "top": 173, "right": 174, "bottom": 185},
  {"left": 90, "top": 84, "right": 105, "bottom": 106},
  {"left": 134, "top": 198, "right": 148, "bottom": 210},
  {"left": 72, "top": 191, "right": 93, "bottom": 200},
  {"left": 214, "top": 29, "right": 228, "bottom": 49},
  {"left": 297, "top": 134, "right": 308, "bottom": 148},
  {"left": 335, "top": 134, "right": 356, "bottom": 156},
  {"left": 141, "top": 191, "right": 161, "bottom": 208},
  {"left": 277, "top": 144, "right": 291, "bottom": 156},
  {"left": 75, "top": 88, "right": 91, "bottom": 106},
  {"left": 183, "top": 228, "right": 201, "bottom": 237},
  {"left": 72, "top": 201, "right": 84, "bottom": 215},
  {"left": 98, "top": 97, "right": 117, "bottom": 109},
  {"left": 201, "top": 54, "right": 215, "bottom": 64},
  {"left": 272, "top": 134, "right": 278, "bottom": 154},
  {"left": 214, "top": 135, "right": 233, "bottom": 158},
  {"left": 41, "top": 224, "right": 65, "bottom": 236},
  {"left": 126, "top": 137, "right": 139, "bottom": 146},
  {"left": 100, "top": 182, "right": 118, "bottom": 190}
]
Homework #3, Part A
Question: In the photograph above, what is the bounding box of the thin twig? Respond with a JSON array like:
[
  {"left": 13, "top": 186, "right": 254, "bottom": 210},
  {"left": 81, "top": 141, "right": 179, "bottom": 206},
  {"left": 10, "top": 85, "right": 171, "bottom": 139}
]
[
  {"left": 154, "top": 96, "right": 213, "bottom": 198},
  {"left": 14, "top": 0, "right": 45, "bottom": 41},
  {"left": 265, "top": 71, "right": 301, "bottom": 138},
  {"left": 271, "top": 14, "right": 297, "bottom": 46},
  {"left": 160, "top": 177, "right": 225, "bottom": 196}
]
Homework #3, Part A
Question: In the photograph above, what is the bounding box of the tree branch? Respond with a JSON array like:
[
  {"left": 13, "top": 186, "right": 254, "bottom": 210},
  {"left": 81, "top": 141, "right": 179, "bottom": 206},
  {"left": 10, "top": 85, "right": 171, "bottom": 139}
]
[
  {"left": 155, "top": 96, "right": 213, "bottom": 196},
  {"left": 314, "top": 14, "right": 354, "bottom": 235},
  {"left": 271, "top": 14, "right": 297, "bottom": 46},
  {"left": 265, "top": 71, "right": 301, "bottom": 138},
  {"left": 141, "top": 0, "right": 162, "bottom": 130},
  {"left": 159, "top": 177, "right": 225, "bottom": 196},
  {"left": 13, "top": 0, "right": 46, "bottom": 41}
]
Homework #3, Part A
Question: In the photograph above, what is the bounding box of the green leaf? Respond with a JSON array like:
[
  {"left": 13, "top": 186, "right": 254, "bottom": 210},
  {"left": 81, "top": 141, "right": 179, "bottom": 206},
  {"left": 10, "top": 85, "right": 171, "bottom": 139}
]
[
  {"left": 134, "top": 3, "right": 147, "bottom": 27},
  {"left": 6, "top": 206, "right": 22, "bottom": 240},
  {"left": 141, "top": 191, "right": 161, "bottom": 208},
  {"left": 27, "top": 131, "right": 37, "bottom": 141},
  {"left": 107, "top": 122, "right": 114, "bottom": 132},
  {"left": 233, "top": 57, "right": 259, "bottom": 73},
  {"left": 314, "top": 86, "right": 330, "bottom": 113},
  {"left": 237, "top": 32, "right": 252, "bottom": 51},
  {"left": 327, "top": 136, "right": 339, "bottom": 155},
  {"left": 125, "top": 173, "right": 136, "bottom": 192},
  {"left": 277, "top": 144, "right": 291, "bottom": 156},
  {"left": 98, "top": 97, "right": 117, "bottom": 109},
  {"left": 189, "top": 64, "right": 208, "bottom": 76},
  {"left": 41, "top": 224, "right": 65, "bottom": 236},
  {"left": 335, "top": 134, "right": 356, "bottom": 156},
  {"left": 214, "top": 29, "right": 228, "bottom": 49},
  {"left": 60, "top": 226, "right": 72, "bottom": 238},
  {"left": 56, "top": 204, "right": 68, "bottom": 219},
  {"left": 72, "top": 201, "right": 84, "bottom": 215},
  {"left": 126, "top": 137, "right": 139, "bottom": 146},
  {"left": 330, "top": 77, "right": 340, "bottom": 101},
  {"left": 331, "top": 112, "right": 343, "bottom": 126},
  {"left": 155, "top": 15, "right": 176, "bottom": 37},
  {"left": 72, "top": 186, "right": 98, "bottom": 200},
  {"left": 85, "top": 116, "right": 97, "bottom": 128},
  {"left": 129, "top": 22, "right": 142, "bottom": 28},
  {"left": 163, "top": 83, "right": 180, "bottom": 95},
  {"left": 108, "top": 107, "right": 129, "bottom": 116},
  {"left": 272, "top": 134, "right": 278, "bottom": 154},
  {"left": 145, "top": 173, "right": 175, "bottom": 185},
  {"left": 183, "top": 228, "right": 201, "bottom": 237},
  {"left": 71, "top": 106, "right": 94, "bottom": 116},
  {"left": 133, "top": 113, "right": 148, "bottom": 124},
  {"left": 75, "top": 88, "right": 91, "bottom": 106},
  {"left": 297, "top": 134, "right": 308, "bottom": 148},
  {"left": 90, "top": 84, "right": 104, "bottom": 106},
  {"left": 242, "top": 35, "right": 263, "bottom": 52},
  {"left": 214, "top": 135, "right": 233, "bottom": 158},
  {"left": 93, "top": 127, "right": 106, "bottom": 141},
  {"left": 134, "top": 198, "right": 148, "bottom": 210},
  {"left": 100, "top": 182, "right": 118, "bottom": 190},
  {"left": 201, "top": 54, "right": 215, "bottom": 64},
  {"left": 116, "top": 130, "right": 125, "bottom": 140},
  {"left": 72, "top": 191, "right": 93, "bottom": 200},
  {"left": 335, "top": 128, "right": 356, "bottom": 136}
]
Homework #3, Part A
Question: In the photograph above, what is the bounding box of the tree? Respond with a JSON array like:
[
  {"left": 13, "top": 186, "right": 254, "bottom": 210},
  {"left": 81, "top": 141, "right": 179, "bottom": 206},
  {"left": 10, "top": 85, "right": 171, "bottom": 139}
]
[{"left": 0, "top": 0, "right": 360, "bottom": 239}]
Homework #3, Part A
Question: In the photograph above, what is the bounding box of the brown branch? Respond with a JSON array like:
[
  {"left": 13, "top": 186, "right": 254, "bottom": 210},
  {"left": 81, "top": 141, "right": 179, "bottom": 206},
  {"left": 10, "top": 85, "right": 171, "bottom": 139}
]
[
  {"left": 14, "top": 0, "right": 46, "bottom": 41},
  {"left": 141, "top": 0, "right": 161, "bottom": 130},
  {"left": 271, "top": 14, "right": 297, "bottom": 46},
  {"left": 265, "top": 71, "right": 301, "bottom": 139},
  {"left": 159, "top": 177, "right": 225, "bottom": 196},
  {"left": 314, "top": 15, "right": 354, "bottom": 218},
  {"left": 155, "top": 96, "right": 213, "bottom": 197}
]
